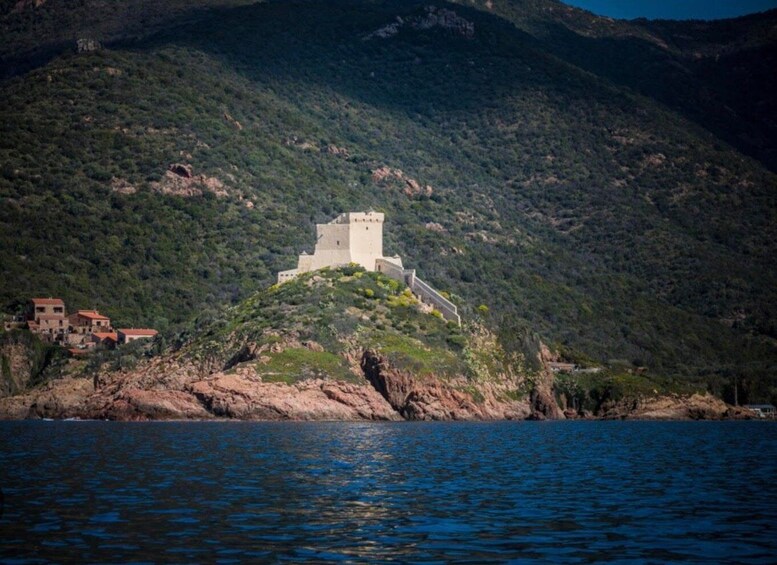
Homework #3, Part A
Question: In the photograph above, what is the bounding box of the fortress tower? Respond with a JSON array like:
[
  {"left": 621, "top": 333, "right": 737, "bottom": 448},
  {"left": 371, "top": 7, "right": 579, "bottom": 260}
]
[
  {"left": 277, "top": 212, "right": 403, "bottom": 283},
  {"left": 277, "top": 211, "right": 460, "bottom": 324}
]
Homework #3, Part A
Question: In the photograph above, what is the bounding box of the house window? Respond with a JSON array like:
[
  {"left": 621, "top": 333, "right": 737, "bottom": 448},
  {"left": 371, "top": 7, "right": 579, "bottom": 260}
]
[
  {"left": 336, "top": 240, "right": 340, "bottom": 246},
  {"left": 36, "top": 307, "right": 45, "bottom": 313},
  {"left": 54, "top": 307, "right": 63, "bottom": 313}
]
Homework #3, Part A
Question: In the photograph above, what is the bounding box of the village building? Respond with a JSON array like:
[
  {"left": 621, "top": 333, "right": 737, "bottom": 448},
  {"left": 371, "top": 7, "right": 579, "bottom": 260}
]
[
  {"left": 17, "top": 296, "right": 156, "bottom": 350},
  {"left": 91, "top": 332, "right": 119, "bottom": 349},
  {"left": 743, "top": 404, "right": 776, "bottom": 419},
  {"left": 69, "top": 310, "right": 111, "bottom": 335},
  {"left": 27, "top": 298, "right": 68, "bottom": 340},
  {"left": 277, "top": 211, "right": 461, "bottom": 324},
  {"left": 548, "top": 362, "right": 577, "bottom": 373},
  {"left": 4, "top": 313, "right": 27, "bottom": 332},
  {"left": 117, "top": 328, "right": 158, "bottom": 344}
]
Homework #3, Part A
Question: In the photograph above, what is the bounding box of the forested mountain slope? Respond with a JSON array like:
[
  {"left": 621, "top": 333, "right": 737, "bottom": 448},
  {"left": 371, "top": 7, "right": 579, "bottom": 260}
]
[
  {"left": 1, "top": 0, "right": 775, "bottom": 400},
  {"left": 454, "top": 0, "right": 777, "bottom": 171}
]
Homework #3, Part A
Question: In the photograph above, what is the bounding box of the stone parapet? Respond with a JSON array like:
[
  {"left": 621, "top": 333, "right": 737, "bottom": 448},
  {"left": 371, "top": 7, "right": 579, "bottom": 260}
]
[{"left": 376, "top": 258, "right": 460, "bottom": 325}]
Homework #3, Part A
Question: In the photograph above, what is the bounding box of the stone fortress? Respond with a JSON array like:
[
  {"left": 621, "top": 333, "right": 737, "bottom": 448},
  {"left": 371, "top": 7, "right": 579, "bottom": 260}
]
[
  {"left": 277, "top": 212, "right": 399, "bottom": 282},
  {"left": 278, "top": 211, "right": 461, "bottom": 324}
]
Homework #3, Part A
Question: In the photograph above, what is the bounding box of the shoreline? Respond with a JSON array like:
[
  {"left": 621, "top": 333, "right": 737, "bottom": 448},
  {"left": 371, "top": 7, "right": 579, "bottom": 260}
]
[{"left": 1, "top": 413, "right": 762, "bottom": 423}]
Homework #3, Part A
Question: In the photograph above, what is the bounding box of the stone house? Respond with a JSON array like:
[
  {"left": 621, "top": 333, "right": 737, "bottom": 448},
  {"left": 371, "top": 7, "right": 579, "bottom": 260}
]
[
  {"left": 69, "top": 310, "right": 111, "bottom": 335},
  {"left": 117, "top": 329, "right": 158, "bottom": 344},
  {"left": 27, "top": 298, "right": 67, "bottom": 340},
  {"left": 29, "top": 297, "right": 66, "bottom": 318},
  {"left": 91, "top": 332, "right": 119, "bottom": 349}
]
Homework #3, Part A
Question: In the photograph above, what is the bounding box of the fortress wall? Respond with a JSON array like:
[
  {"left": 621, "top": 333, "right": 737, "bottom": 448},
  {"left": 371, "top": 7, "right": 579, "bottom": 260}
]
[
  {"left": 375, "top": 257, "right": 407, "bottom": 282},
  {"left": 412, "top": 277, "right": 461, "bottom": 325},
  {"left": 310, "top": 221, "right": 352, "bottom": 270},
  {"left": 376, "top": 258, "right": 461, "bottom": 325},
  {"left": 277, "top": 269, "right": 298, "bottom": 283}
]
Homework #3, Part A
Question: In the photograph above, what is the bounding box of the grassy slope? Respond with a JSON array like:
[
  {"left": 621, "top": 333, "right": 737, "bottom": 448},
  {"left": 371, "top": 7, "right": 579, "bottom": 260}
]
[
  {"left": 0, "top": 0, "right": 776, "bottom": 401},
  {"left": 181, "top": 265, "right": 527, "bottom": 391}
]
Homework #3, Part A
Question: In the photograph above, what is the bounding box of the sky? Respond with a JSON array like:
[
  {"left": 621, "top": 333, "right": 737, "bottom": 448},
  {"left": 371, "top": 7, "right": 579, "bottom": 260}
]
[{"left": 563, "top": 0, "right": 777, "bottom": 20}]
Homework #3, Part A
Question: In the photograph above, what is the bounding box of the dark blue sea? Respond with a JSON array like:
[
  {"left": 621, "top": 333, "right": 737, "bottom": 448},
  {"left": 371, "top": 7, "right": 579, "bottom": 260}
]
[{"left": 1, "top": 421, "right": 775, "bottom": 563}]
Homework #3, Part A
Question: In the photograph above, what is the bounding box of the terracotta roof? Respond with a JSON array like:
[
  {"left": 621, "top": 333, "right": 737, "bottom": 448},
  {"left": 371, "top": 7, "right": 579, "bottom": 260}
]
[
  {"left": 92, "top": 332, "right": 118, "bottom": 341},
  {"left": 68, "top": 348, "right": 91, "bottom": 356},
  {"left": 31, "top": 298, "right": 65, "bottom": 306},
  {"left": 75, "top": 310, "right": 110, "bottom": 320},
  {"left": 118, "top": 329, "right": 158, "bottom": 336}
]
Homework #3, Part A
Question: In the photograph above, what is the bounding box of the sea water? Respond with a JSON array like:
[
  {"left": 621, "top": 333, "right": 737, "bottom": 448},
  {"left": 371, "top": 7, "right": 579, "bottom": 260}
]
[{"left": 0, "top": 421, "right": 775, "bottom": 563}]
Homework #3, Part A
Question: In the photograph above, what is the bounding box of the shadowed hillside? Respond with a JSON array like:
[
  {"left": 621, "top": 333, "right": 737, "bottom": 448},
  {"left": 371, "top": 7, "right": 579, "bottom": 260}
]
[{"left": 454, "top": 0, "right": 777, "bottom": 171}]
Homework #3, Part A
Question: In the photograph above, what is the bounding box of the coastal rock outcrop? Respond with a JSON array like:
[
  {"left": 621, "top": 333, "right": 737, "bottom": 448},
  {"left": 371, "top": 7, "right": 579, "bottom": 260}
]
[
  {"left": 0, "top": 341, "right": 34, "bottom": 398},
  {"left": 599, "top": 393, "right": 750, "bottom": 420},
  {"left": 0, "top": 347, "right": 535, "bottom": 421},
  {"left": 187, "top": 373, "right": 400, "bottom": 421},
  {"left": 0, "top": 377, "right": 94, "bottom": 419},
  {"left": 360, "top": 350, "right": 531, "bottom": 420},
  {"left": 94, "top": 388, "right": 211, "bottom": 421},
  {"left": 0, "top": 269, "right": 745, "bottom": 422},
  {"left": 0, "top": 371, "right": 748, "bottom": 422}
]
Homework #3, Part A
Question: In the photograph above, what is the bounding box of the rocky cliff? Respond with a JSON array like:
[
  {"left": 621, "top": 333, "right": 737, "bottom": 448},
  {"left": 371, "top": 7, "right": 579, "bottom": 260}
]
[
  {"left": 0, "top": 330, "right": 63, "bottom": 398},
  {"left": 0, "top": 348, "right": 542, "bottom": 422},
  {"left": 0, "top": 360, "right": 745, "bottom": 421},
  {"left": 0, "top": 268, "right": 746, "bottom": 422}
]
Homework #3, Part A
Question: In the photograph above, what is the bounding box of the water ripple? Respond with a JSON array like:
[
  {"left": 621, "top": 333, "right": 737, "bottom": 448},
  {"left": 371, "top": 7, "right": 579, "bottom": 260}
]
[{"left": 1, "top": 421, "right": 776, "bottom": 562}]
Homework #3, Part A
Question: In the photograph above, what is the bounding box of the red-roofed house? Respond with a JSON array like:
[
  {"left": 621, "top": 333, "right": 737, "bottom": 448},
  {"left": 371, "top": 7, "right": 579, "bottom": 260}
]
[
  {"left": 117, "top": 329, "right": 158, "bottom": 344},
  {"left": 69, "top": 310, "right": 111, "bottom": 335},
  {"left": 91, "top": 332, "right": 119, "bottom": 349},
  {"left": 27, "top": 298, "right": 67, "bottom": 340}
]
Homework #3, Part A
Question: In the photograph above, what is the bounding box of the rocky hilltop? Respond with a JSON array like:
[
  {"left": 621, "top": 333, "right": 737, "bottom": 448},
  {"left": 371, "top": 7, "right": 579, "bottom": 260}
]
[{"left": 0, "top": 268, "right": 746, "bottom": 421}]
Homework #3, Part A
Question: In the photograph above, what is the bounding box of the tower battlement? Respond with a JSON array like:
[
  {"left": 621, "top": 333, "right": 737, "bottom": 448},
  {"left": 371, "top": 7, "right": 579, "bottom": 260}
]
[{"left": 329, "top": 212, "right": 384, "bottom": 224}]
